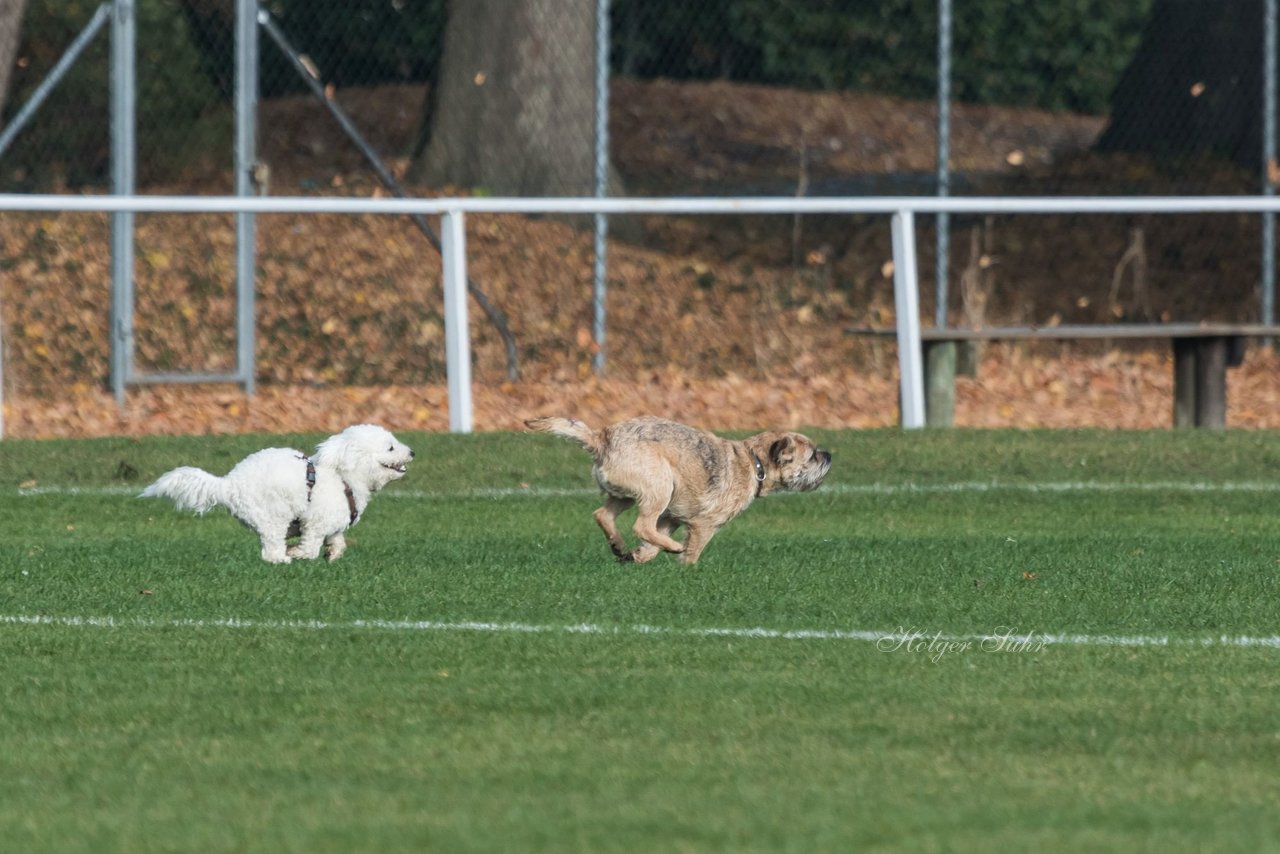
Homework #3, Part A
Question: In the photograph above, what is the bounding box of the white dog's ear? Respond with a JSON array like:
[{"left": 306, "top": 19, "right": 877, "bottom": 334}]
[{"left": 313, "top": 431, "right": 358, "bottom": 474}]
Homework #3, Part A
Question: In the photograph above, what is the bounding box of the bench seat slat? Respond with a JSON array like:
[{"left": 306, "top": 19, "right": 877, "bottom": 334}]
[{"left": 847, "top": 323, "right": 1280, "bottom": 341}]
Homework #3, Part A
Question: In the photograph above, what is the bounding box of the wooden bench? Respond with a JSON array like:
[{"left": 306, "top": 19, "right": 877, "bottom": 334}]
[{"left": 847, "top": 323, "right": 1280, "bottom": 429}]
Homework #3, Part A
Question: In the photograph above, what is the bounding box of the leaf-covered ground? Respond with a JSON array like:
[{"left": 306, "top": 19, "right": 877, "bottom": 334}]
[
  {"left": 2, "top": 78, "right": 1276, "bottom": 438},
  {"left": 5, "top": 348, "right": 1279, "bottom": 438}
]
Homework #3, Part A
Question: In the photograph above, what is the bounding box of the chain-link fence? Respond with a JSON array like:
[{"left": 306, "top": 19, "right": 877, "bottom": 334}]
[
  {"left": 7, "top": 2, "right": 1267, "bottom": 194},
  {"left": 0, "top": 1, "right": 1276, "bottom": 432}
]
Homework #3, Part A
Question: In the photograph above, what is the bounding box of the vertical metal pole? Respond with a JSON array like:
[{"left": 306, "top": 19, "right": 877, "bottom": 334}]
[
  {"left": 235, "top": 0, "right": 258, "bottom": 394},
  {"left": 591, "top": 0, "right": 610, "bottom": 374},
  {"left": 934, "top": 0, "right": 952, "bottom": 329},
  {"left": 110, "top": 0, "right": 136, "bottom": 406},
  {"left": 0, "top": 296, "right": 5, "bottom": 440},
  {"left": 442, "top": 211, "right": 473, "bottom": 433},
  {"left": 892, "top": 211, "right": 926, "bottom": 429},
  {"left": 1264, "top": 0, "right": 1277, "bottom": 334}
]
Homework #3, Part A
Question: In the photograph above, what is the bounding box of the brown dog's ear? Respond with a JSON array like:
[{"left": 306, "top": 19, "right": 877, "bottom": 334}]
[{"left": 769, "top": 435, "right": 796, "bottom": 464}]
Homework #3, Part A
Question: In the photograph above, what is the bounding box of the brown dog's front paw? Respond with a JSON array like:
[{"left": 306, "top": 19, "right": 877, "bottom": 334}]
[{"left": 628, "top": 546, "right": 662, "bottom": 564}]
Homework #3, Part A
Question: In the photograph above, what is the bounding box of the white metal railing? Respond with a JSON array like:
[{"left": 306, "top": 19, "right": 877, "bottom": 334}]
[
  {"left": 4, "top": 193, "right": 1280, "bottom": 435},
  {"left": 10, "top": 194, "right": 1280, "bottom": 214}
]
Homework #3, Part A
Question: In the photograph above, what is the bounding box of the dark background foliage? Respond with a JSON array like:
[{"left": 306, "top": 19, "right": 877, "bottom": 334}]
[{"left": 2, "top": 0, "right": 1153, "bottom": 188}]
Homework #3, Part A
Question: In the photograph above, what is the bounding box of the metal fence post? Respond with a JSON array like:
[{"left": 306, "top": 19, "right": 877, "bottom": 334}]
[
  {"left": 935, "top": 0, "right": 952, "bottom": 330},
  {"left": 442, "top": 211, "right": 473, "bottom": 433},
  {"left": 0, "top": 296, "right": 5, "bottom": 440},
  {"left": 236, "top": 0, "right": 258, "bottom": 395},
  {"left": 892, "top": 210, "right": 926, "bottom": 429},
  {"left": 591, "top": 0, "right": 610, "bottom": 374},
  {"left": 1265, "top": 0, "right": 1277, "bottom": 336},
  {"left": 110, "top": 0, "right": 136, "bottom": 406}
]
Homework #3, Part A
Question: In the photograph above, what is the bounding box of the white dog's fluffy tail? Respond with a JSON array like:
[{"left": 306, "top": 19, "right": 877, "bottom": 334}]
[{"left": 139, "top": 467, "right": 228, "bottom": 514}]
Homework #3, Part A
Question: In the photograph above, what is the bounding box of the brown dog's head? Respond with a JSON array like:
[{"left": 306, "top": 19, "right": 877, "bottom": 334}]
[{"left": 748, "top": 431, "right": 832, "bottom": 496}]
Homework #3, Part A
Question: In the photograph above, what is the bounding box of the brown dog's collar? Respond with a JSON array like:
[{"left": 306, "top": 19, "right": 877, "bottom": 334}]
[{"left": 751, "top": 453, "right": 765, "bottom": 496}]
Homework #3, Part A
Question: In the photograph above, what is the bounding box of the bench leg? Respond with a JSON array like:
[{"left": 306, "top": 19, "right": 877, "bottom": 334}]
[
  {"left": 1172, "top": 339, "right": 1197, "bottom": 428},
  {"left": 955, "top": 340, "right": 980, "bottom": 377},
  {"left": 1194, "top": 337, "right": 1228, "bottom": 429},
  {"left": 924, "top": 340, "right": 956, "bottom": 428},
  {"left": 1227, "top": 336, "right": 1247, "bottom": 368}
]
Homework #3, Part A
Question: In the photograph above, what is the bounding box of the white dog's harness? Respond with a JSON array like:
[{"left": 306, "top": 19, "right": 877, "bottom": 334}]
[
  {"left": 298, "top": 453, "right": 359, "bottom": 526},
  {"left": 343, "top": 485, "right": 358, "bottom": 525}
]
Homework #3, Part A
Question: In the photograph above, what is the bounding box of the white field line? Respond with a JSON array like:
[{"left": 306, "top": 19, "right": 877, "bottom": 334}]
[
  {"left": 11, "top": 480, "right": 1278, "bottom": 650},
  {"left": 2, "top": 613, "right": 1279, "bottom": 650},
  {"left": 15, "top": 480, "right": 1280, "bottom": 500}
]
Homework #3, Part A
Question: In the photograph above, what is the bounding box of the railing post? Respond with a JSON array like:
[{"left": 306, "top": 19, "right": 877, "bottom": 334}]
[
  {"left": 109, "top": 0, "right": 137, "bottom": 406},
  {"left": 892, "top": 210, "right": 926, "bottom": 429},
  {"left": 235, "top": 0, "right": 258, "bottom": 395},
  {"left": 0, "top": 299, "right": 5, "bottom": 440},
  {"left": 592, "top": 0, "right": 610, "bottom": 375},
  {"left": 1264, "top": 0, "right": 1277, "bottom": 340},
  {"left": 442, "top": 211, "right": 473, "bottom": 433}
]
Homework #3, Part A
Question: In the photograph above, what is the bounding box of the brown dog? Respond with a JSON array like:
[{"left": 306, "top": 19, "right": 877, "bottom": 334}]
[{"left": 526, "top": 415, "right": 832, "bottom": 564}]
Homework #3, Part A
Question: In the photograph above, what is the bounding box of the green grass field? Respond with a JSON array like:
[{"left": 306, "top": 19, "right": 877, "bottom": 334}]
[{"left": 2, "top": 428, "right": 1280, "bottom": 852}]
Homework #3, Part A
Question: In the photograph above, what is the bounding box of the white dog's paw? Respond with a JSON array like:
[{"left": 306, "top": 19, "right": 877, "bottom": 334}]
[
  {"left": 262, "top": 553, "right": 292, "bottom": 564},
  {"left": 288, "top": 542, "right": 323, "bottom": 560}
]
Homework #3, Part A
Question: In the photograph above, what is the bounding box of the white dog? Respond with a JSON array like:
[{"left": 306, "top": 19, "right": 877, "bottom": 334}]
[{"left": 140, "top": 424, "right": 414, "bottom": 564}]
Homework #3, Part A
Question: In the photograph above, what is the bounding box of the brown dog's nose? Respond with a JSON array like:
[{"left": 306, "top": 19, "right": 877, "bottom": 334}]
[{"left": 820, "top": 450, "right": 832, "bottom": 465}]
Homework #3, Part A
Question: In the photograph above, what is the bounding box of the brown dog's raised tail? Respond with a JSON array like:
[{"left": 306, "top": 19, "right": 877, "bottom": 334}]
[{"left": 525, "top": 416, "right": 606, "bottom": 457}]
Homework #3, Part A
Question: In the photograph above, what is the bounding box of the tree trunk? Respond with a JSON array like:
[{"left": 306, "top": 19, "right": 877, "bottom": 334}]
[
  {"left": 1097, "top": 0, "right": 1264, "bottom": 167},
  {"left": 410, "top": 0, "right": 603, "bottom": 195},
  {"left": 0, "top": 0, "right": 28, "bottom": 117}
]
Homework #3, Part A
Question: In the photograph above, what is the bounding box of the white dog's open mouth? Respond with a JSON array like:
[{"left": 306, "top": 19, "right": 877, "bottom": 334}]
[{"left": 383, "top": 462, "right": 409, "bottom": 474}]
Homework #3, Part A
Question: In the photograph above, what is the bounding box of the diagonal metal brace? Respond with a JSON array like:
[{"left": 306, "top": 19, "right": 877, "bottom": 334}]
[
  {"left": 258, "top": 10, "right": 520, "bottom": 381},
  {"left": 0, "top": 3, "right": 113, "bottom": 159}
]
